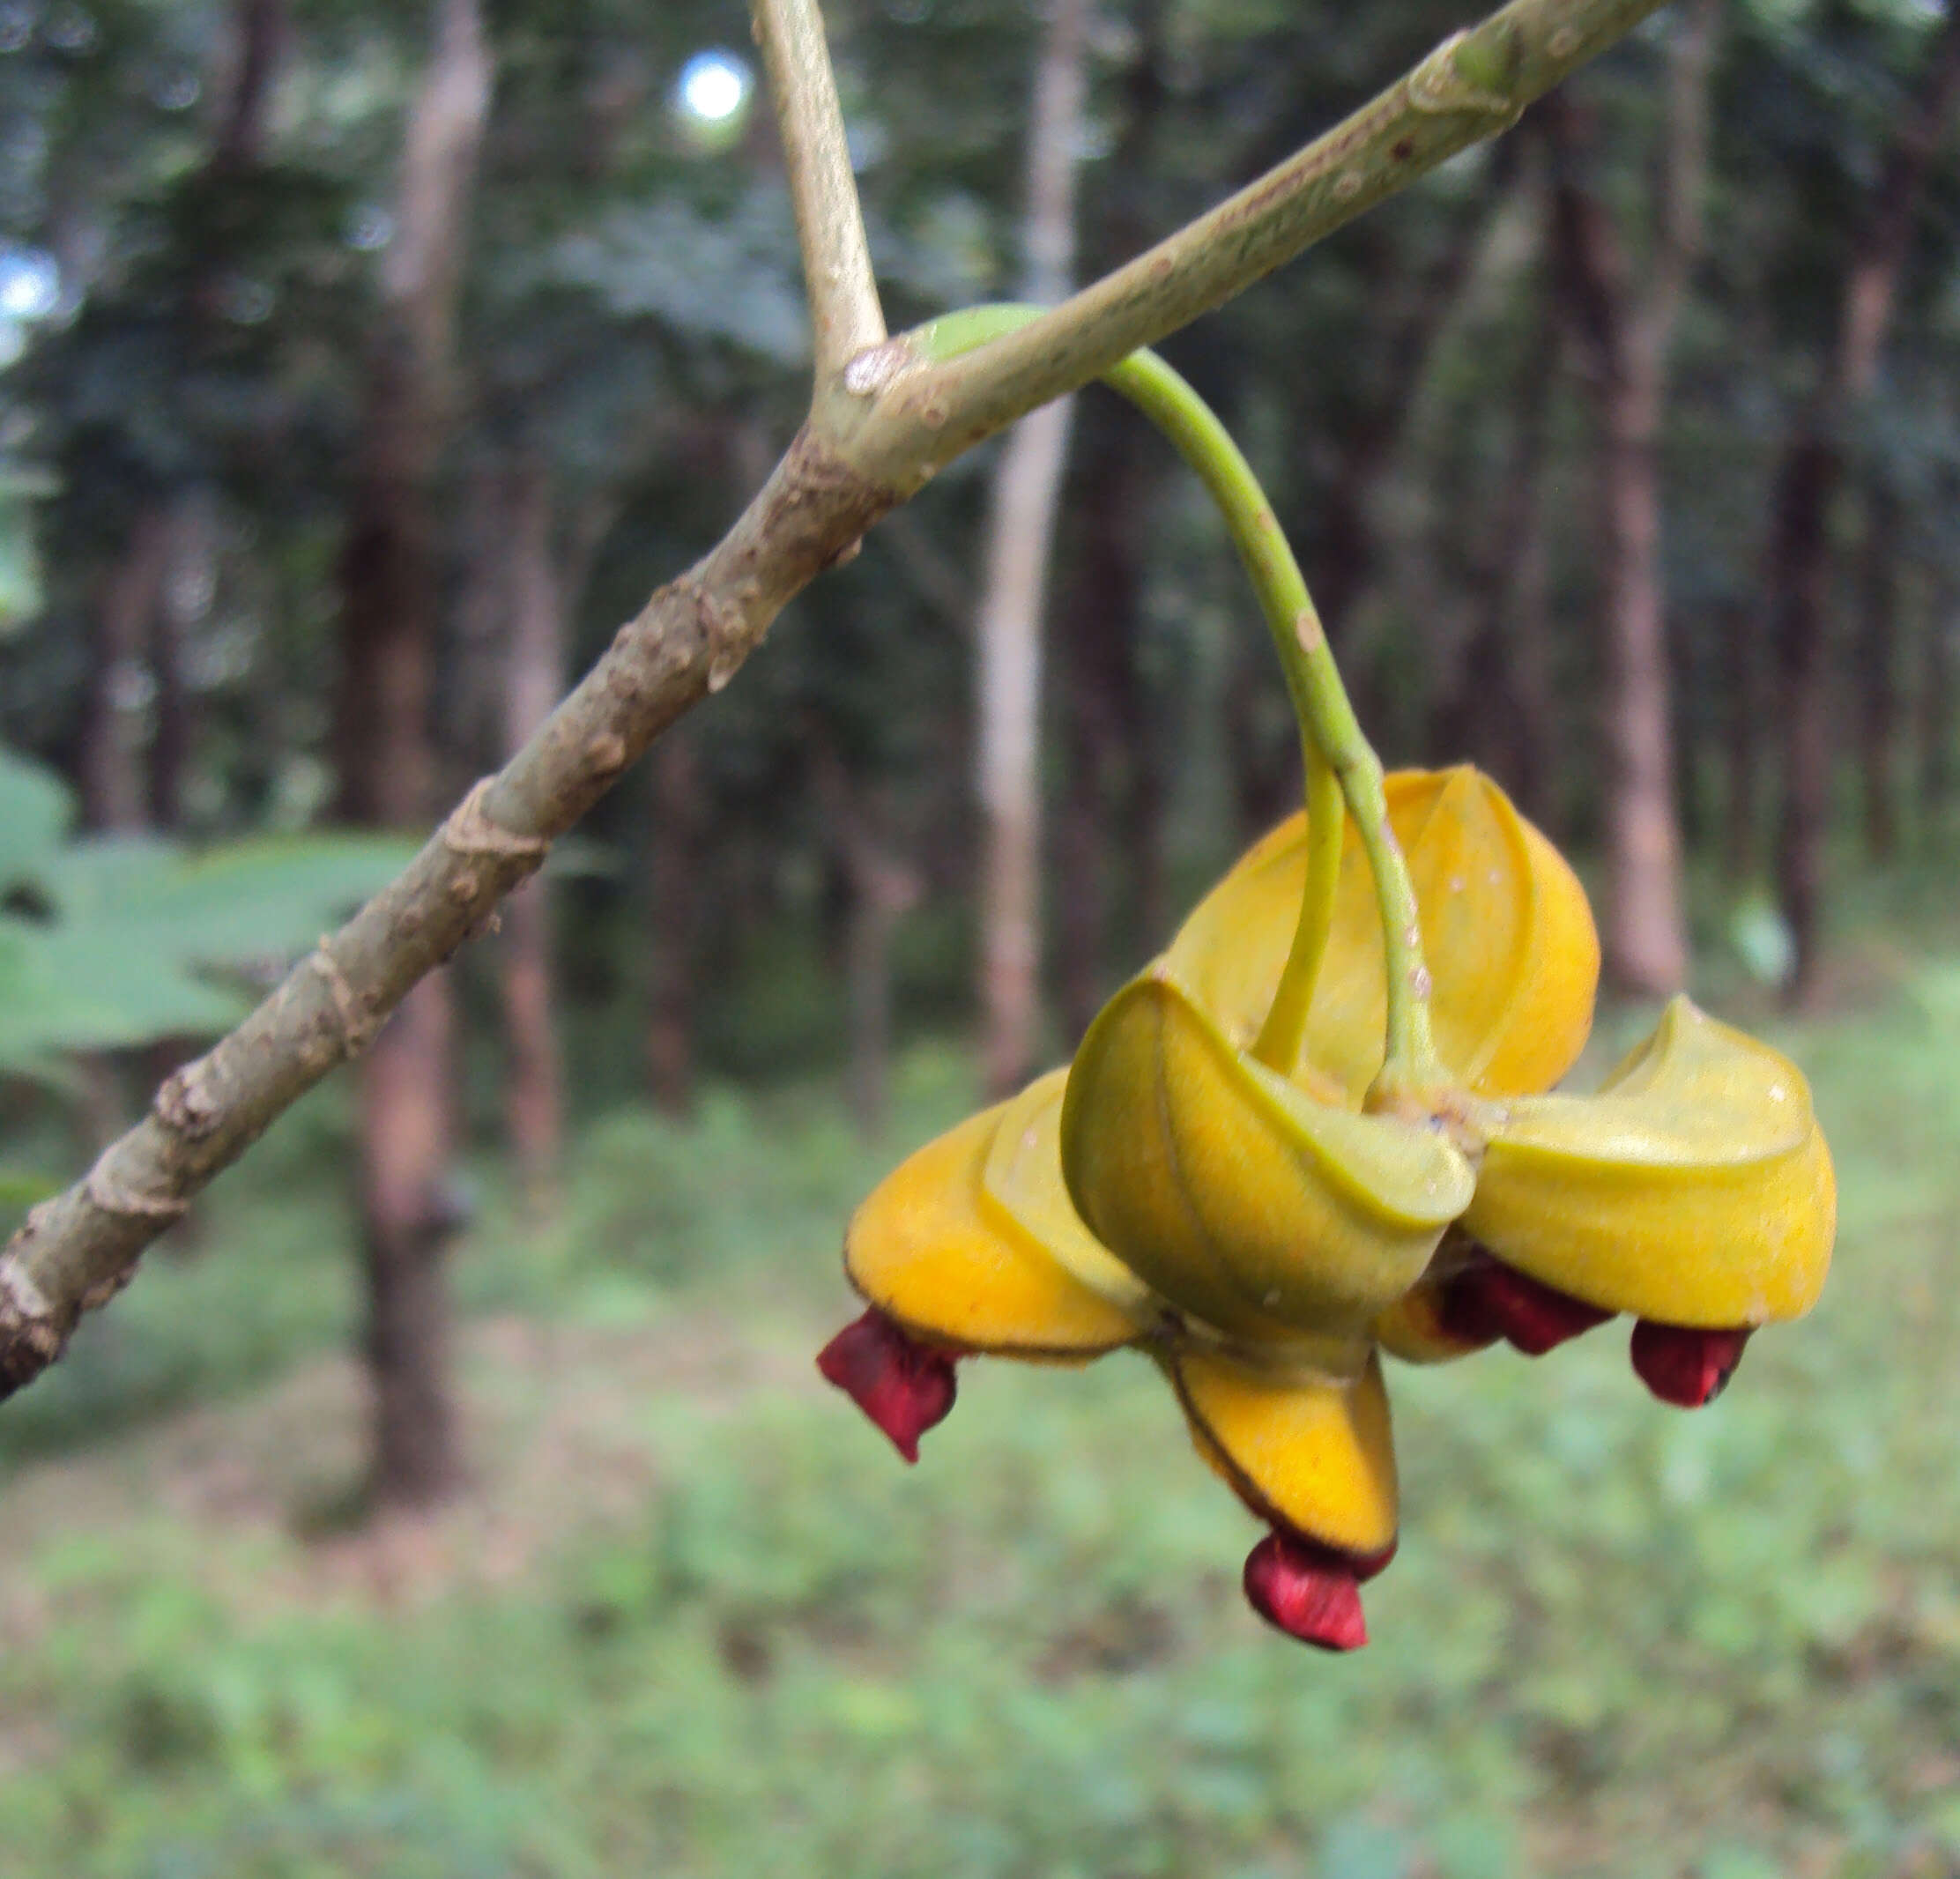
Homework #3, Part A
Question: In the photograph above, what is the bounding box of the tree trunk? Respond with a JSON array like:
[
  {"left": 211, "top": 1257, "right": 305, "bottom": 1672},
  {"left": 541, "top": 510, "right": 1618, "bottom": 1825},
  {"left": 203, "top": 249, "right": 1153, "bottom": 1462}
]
[
  {"left": 1919, "top": 563, "right": 1957, "bottom": 833},
  {"left": 1056, "top": 407, "right": 1154, "bottom": 1043},
  {"left": 825, "top": 762, "right": 921, "bottom": 1141},
  {"left": 1054, "top": 0, "right": 1169, "bottom": 992},
  {"left": 148, "top": 538, "right": 189, "bottom": 832},
  {"left": 360, "top": 977, "right": 459, "bottom": 1504},
  {"left": 1547, "top": 0, "right": 1717, "bottom": 995},
  {"left": 137, "top": 2, "right": 285, "bottom": 825},
  {"left": 1720, "top": 599, "right": 1761, "bottom": 879},
  {"left": 646, "top": 728, "right": 702, "bottom": 1118},
  {"left": 150, "top": 491, "right": 218, "bottom": 830},
  {"left": 1856, "top": 477, "right": 1900, "bottom": 860},
  {"left": 1502, "top": 457, "right": 1560, "bottom": 836},
  {"left": 332, "top": 0, "right": 491, "bottom": 1511},
  {"left": 1548, "top": 280, "right": 1694, "bottom": 996},
  {"left": 1433, "top": 263, "right": 1559, "bottom": 828},
  {"left": 1768, "top": 435, "right": 1836, "bottom": 998},
  {"left": 1056, "top": 692, "right": 1107, "bottom": 1048},
  {"left": 1599, "top": 368, "right": 1689, "bottom": 993},
  {"left": 974, "top": 0, "right": 1089, "bottom": 1099},
  {"left": 82, "top": 504, "right": 169, "bottom": 834},
  {"left": 1770, "top": 11, "right": 1960, "bottom": 1003},
  {"left": 106, "top": 3, "right": 287, "bottom": 1213},
  {"left": 500, "top": 463, "right": 565, "bottom": 1207}
]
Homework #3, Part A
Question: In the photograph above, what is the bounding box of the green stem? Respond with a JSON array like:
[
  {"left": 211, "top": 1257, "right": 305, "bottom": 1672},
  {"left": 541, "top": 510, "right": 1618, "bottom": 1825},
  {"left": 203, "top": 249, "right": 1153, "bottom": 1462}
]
[
  {"left": 918, "top": 305, "right": 1439, "bottom": 1084},
  {"left": 1098, "top": 350, "right": 1339, "bottom": 1077}
]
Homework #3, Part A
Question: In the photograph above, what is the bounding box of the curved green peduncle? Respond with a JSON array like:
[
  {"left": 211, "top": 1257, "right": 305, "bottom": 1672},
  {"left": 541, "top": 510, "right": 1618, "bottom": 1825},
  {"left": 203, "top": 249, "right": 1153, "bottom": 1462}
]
[{"left": 914, "top": 304, "right": 1438, "bottom": 1086}]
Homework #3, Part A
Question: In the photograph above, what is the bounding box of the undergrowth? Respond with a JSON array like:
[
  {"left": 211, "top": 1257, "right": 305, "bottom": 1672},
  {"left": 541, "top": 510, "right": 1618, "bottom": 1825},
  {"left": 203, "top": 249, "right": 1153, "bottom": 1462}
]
[{"left": 0, "top": 983, "right": 1956, "bottom": 1877}]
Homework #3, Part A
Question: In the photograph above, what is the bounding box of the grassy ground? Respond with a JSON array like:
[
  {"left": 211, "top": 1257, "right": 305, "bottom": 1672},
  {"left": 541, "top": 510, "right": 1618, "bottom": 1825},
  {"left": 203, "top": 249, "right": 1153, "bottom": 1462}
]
[{"left": 0, "top": 982, "right": 1956, "bottom": 1878}]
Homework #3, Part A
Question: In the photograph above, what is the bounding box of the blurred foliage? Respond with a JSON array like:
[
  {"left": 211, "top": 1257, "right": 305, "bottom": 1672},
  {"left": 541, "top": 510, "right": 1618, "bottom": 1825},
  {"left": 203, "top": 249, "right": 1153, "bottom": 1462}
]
[{"left": 0, "top": 742, "right": 408, "bottom": 1073}]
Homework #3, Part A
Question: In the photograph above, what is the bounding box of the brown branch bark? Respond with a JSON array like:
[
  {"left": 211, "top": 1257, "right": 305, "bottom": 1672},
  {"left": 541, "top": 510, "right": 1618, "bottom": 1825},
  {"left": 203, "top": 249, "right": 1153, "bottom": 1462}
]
[{"left": 0, "top": 0, "right": 1677, "bottom": 1401}]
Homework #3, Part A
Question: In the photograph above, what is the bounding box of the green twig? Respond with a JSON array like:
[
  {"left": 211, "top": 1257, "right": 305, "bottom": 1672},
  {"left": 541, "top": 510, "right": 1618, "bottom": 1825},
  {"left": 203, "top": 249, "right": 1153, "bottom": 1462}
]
[{"left": 754, "top": 0, "right": 886, "bottom": 388}]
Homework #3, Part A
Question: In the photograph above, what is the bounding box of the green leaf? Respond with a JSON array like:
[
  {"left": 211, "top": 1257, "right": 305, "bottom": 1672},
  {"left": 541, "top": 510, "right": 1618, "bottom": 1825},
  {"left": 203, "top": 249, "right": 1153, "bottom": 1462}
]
[
  {"left": 0, "top": 746, "right": 73, "bottom": 894},
  {"left": 0, "top": 915, "right": 240, "bottom": 1063},
  {"left": 0, "top": 831, "right": 412, "bottom": 1067},
  {"left": 41, "top": 833, "right": 412, "bottom": 962}
]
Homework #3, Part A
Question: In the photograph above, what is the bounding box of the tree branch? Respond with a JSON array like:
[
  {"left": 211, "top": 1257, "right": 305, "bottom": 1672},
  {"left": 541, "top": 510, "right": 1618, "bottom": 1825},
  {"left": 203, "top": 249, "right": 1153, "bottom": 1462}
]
[
  {"left": 837, "top": 0, "right": 1672, "bottom": 486},
  {"left": 0, "top": 434, "right": 895, "bottom": 1395},
  {"left": 754, "top": 0, "right": 886, "bottom": 388},
  {"left": 0, "top": 0, "right": 1672, "bottom": 1400}
]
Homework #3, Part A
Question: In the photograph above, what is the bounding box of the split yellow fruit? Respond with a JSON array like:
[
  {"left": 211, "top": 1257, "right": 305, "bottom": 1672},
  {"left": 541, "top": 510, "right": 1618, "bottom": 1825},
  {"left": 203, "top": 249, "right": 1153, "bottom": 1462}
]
[
  {"left": 1061, "top": 968, "right": 1473, "bottom": 1345},
  {"left": 819, "top": 766, "right": 1837, "bottom": 1657},
  {"left": 1467, "top": 997, "right": 1836, "bottom": 1326}
]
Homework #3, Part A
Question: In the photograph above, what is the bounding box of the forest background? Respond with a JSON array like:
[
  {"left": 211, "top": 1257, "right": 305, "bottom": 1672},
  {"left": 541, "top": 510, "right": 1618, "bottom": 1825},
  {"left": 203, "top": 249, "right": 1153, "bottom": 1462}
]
[{"left": 0, "top": 0, "right": 1958, "bottom": 1873}]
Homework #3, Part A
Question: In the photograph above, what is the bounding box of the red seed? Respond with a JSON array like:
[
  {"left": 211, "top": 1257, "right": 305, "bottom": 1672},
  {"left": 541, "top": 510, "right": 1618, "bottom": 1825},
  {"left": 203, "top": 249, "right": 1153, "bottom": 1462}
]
[
  {"left": 1630, "top": 1321, "right": 1751, "bottom": 1408},
  {"left": 1442, "top": 1259, "right": 1614, "bottom": 1355},
  {"left": 815, "top": 1308, "right": 959, "bottom": 1463},
  {"left": 1242, "top": 1533, "right": 1370, "bottom": 1652}
]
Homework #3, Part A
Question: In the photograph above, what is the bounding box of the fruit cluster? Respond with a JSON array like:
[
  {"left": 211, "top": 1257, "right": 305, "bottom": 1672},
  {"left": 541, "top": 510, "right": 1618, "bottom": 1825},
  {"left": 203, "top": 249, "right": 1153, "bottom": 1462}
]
[{"left": 819, "top": 768, "right": 1835, "bottom": 1651}]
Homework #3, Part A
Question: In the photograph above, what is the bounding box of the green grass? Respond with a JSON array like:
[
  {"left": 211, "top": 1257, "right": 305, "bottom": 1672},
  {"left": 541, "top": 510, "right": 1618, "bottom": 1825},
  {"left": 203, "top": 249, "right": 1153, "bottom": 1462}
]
[{"left": 0, "top": 986, "right": 1957, "bottom": 1877}]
